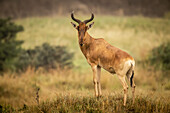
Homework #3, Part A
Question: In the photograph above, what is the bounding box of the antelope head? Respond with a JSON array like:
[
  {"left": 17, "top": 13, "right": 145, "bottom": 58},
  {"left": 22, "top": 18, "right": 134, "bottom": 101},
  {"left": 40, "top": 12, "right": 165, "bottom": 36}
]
[{"left": 71, "top": 11, "right": 94, "bottom": 46}]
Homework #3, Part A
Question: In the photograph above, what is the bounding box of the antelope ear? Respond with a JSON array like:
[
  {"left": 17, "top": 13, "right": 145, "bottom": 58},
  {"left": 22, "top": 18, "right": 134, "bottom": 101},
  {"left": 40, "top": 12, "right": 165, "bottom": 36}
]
[
  {"left": 71, "top": 22, "right": 77, "bottom": 29},
  {"left": 87, "top": 22, "right": 94, "bottom": 30}
]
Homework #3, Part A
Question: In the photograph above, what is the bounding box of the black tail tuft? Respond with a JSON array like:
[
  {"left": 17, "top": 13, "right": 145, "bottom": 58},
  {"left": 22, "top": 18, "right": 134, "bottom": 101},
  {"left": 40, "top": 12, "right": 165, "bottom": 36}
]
[{"left": 130, "top": 70, "right": 134, "bottom": 87}]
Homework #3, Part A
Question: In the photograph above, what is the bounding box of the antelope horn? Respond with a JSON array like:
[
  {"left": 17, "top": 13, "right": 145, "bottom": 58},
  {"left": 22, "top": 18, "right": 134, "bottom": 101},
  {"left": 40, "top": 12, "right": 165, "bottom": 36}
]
[
  {"left": 84, "top": 13, "right": 94, "bottom": 24},
  {"left": 71, "top": 11, "right": 81, "bottom": 24}
]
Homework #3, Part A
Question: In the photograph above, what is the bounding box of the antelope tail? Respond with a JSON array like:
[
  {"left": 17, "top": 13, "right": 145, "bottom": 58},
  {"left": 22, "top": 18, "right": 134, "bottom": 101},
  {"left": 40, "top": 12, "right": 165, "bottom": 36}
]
[{"left": 130, "top": 70, "right": 134, "bottom": 87}]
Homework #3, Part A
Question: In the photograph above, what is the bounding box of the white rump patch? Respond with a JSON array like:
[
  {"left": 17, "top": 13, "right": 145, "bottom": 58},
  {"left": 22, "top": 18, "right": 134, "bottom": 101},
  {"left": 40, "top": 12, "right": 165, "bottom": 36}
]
[{"left": 125, "top": 60, "right": 135, "bottom": 67}]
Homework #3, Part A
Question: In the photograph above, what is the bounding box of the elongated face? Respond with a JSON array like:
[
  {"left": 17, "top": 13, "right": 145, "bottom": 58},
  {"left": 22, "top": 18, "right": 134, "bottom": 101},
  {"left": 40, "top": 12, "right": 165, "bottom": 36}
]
[
  {"left": 78, "top": 22, "right": 87, "bottom": 46},
  {"left": 71, "top": 12, "right": 94, "bottom": 46}
]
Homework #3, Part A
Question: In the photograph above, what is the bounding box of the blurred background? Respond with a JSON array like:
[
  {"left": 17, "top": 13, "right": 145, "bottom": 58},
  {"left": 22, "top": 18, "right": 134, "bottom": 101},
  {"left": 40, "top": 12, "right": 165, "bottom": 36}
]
[
  {"left": 0, "top": 0, "right": 170, "bottom": 17},
  {"left": 0, "top": 0, "right": 170, "bottom": 112}
]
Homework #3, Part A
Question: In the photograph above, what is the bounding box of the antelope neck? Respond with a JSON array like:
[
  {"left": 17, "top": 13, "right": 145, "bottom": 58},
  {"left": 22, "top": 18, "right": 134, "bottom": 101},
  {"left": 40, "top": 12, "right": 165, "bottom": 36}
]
[{"left": 80, "top": 32, "right": 94, "bottom": 46}]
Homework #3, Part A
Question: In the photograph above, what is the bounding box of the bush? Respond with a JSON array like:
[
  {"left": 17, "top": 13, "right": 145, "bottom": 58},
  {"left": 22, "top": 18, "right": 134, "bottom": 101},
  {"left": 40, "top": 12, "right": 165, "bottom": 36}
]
[
  {"left": 0, "top": 18, "right": 24, "bottom": 73},
  {"left": 16, "top": 43, "right": 74, "bottom": 72},
  {"left": 149, "top": 42, "right": 170, "bottom": 70}
]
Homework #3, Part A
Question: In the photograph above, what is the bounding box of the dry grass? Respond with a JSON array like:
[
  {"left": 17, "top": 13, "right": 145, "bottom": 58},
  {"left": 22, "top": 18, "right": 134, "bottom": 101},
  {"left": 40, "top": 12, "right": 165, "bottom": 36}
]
[
  {"left": 21, "top": 92, "right": 169, "bottom": 113},
  {"left": 0, "top": 68, "right": 120, "bottom": 108},
  {"left": 0, "top": 69, "right": 170, "bottom": 112}
]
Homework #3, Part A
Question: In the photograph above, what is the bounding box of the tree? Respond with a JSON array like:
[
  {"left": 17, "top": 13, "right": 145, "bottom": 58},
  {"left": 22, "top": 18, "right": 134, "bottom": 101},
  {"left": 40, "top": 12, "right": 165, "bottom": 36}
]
[{"left": 0, "top": 18, "right": 24, "bottom": 73}]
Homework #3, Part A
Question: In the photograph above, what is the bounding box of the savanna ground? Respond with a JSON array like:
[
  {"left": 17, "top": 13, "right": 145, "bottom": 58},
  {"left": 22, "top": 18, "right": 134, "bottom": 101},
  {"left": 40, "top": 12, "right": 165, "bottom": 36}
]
[{"left": 0, "top": 16, "right": 170, "bottom": 112}]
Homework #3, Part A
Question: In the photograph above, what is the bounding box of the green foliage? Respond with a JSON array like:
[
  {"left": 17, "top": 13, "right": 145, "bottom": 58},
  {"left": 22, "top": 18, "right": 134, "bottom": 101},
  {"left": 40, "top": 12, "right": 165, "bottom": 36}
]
[
  {"left": 16, "top": 43, "right": 74, "bottom": 72},
  {"left": 149, "top": 42, "right": 170, "bottom": 70},
  {"left": 0, "top": 18, "right": 24, "bottom": 73}
]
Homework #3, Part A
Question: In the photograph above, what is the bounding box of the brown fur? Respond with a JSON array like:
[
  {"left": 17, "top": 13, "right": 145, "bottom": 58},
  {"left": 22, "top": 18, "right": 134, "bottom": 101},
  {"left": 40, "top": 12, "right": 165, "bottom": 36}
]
[{"left": 79, "top": 31, "right": 134, "bottom": 75}]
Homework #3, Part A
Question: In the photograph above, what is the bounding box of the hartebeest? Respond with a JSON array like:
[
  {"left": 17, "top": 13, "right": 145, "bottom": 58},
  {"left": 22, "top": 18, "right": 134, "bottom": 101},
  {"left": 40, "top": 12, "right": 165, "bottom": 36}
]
[{"left": 71, "top": 12, "right": 136, "bottom": 106}]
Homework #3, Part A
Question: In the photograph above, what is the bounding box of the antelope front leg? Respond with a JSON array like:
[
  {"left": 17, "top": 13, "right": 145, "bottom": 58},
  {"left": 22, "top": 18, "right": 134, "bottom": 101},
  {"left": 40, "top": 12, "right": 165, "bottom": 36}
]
[
  {"left": 97, "top": 66, "right": 102, "bottom": 96},
  {"left": 92, "top": 65, "right": 99, "bottom": 97},
  {"left": 118, "top": 75, "right": 128, "bottom": 106}
]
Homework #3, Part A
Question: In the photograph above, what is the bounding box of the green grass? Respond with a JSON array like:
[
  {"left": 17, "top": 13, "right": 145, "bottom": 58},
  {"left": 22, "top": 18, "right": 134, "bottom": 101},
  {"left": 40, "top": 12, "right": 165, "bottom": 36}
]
[{"left": 15, "top": 16, "right": 170, "bottom": 71}]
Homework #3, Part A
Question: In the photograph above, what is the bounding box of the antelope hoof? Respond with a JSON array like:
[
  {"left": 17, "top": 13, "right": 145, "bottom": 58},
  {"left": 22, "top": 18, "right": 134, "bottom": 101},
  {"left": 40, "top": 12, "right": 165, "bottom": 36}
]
[
  {"left": 98, "top": 94, "right": 103, "bottom": 98},
  {"left": 97, "top": 96, "right": 100, "bottom": 100}
]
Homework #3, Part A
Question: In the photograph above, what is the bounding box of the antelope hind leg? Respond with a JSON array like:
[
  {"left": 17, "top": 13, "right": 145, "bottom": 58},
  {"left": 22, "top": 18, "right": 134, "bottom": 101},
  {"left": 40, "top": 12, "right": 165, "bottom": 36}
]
[{"left": 118, "top": 75, "right": 128, "bottom": 106}]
